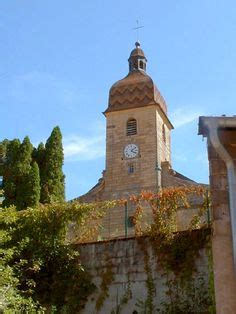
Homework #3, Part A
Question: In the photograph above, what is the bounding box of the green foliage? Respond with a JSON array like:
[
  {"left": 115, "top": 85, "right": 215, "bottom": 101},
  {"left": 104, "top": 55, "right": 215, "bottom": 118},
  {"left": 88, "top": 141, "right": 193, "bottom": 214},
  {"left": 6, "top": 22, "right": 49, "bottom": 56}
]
[
  {"left": 1, "top": 126, "right": 65, "bottom": 209},
  {"left": 18, "top": 136, "right": 34, "bottom": 175},
  {"left": 0, "top": 199, "right": 113, "bottom": 312},
  {"left": 96, "top": 259, "right": 115, "bottom": 311},
  {"left": 158, "top": 274, "right": 214, "bottom": 313},
  {"left": 16, "top": 136, "right": 34, "bottom": 210},
  {"left": 2, "top": 137, "right": 40, "bottom": 210},
  {"left": 0, "top": 205, "right": 44, "bottom": 312},
  {"left": 40, "top": 126, "right": 65, "bottom": 204},
  {"left": 2, "top": 139, "right": 21, "bottom": 207},
  {"left": 33, "top": 142, "right": 46, "bottom": 197},
  {"left": 207, "top": 246, "right": 216, "bottom": 313},
  {"left": 0, "top": 139, "right": 9, "bottom": 176},
  {"left": 24, "top": 161, "right": 41, "bottom": 208}
]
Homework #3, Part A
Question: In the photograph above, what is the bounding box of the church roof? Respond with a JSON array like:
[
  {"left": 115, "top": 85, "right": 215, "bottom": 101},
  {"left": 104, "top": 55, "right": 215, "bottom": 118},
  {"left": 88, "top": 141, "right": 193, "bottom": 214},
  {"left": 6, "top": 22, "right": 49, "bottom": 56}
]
[
  {"left": 104, "top": 42, "right": 168, "bottom": 116},
  {"left": 106, "top": 70, "right": 167, "bottom": 114},
  {"left": 129, "top": 45, "right": 146, "bottom": 58}
]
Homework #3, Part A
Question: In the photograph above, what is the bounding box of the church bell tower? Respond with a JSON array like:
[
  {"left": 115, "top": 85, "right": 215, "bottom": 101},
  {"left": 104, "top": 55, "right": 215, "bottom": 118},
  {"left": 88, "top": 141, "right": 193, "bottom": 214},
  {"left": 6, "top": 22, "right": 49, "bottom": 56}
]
[
  {"left": 79, "top": 42, "right": 202, "bottom": 238},
  {"left": 103, "top": 42, "right": 173, "bottom": 200}
]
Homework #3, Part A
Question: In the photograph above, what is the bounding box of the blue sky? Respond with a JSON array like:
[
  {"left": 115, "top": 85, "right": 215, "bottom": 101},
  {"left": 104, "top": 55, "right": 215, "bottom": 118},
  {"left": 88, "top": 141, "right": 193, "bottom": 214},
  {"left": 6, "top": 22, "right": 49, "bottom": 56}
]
[{"left": 1, "top": 1, "right": 236, "bottom": 200}]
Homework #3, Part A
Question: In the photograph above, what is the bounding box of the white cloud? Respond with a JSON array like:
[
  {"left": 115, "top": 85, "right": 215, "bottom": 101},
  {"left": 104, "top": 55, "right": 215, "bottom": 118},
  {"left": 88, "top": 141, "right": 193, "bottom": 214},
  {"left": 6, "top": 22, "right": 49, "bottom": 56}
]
[
  {"left": 170, "top": 107, "right": 204, "bottom": 129},
  {"left": 63, "top": 134, "right": 105, "bottom": 161}
]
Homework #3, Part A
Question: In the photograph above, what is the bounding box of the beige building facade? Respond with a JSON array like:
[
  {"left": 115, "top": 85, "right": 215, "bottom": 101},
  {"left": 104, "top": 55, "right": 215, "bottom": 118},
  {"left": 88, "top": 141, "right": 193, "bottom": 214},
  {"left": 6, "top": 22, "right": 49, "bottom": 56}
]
[{"left": 103, "top": 105, "right": 172, "bottom": 200}]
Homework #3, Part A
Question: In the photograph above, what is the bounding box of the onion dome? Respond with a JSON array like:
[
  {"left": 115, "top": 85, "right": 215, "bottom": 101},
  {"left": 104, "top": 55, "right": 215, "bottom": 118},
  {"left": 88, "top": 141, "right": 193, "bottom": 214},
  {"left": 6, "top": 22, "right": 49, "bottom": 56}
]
[{"left": 104, "top": 42, "right": 167, "bottom": 115}]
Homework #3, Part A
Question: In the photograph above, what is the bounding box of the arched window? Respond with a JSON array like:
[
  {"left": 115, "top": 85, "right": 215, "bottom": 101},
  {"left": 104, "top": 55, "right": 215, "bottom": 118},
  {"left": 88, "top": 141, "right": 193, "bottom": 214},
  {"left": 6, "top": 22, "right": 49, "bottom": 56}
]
[
  {"left": 162, "top": 124, "right": 166, "bottom": 143},
  {"left": 126, "top": 119, "right": 137, "bottom": 136}
]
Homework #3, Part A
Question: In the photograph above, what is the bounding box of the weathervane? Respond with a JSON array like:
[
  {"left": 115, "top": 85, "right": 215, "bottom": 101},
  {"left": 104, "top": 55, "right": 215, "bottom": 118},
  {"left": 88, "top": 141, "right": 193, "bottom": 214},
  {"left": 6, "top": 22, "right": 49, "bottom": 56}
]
[{"left": 133, "top": 20, "right": 144, "bottom": 42}]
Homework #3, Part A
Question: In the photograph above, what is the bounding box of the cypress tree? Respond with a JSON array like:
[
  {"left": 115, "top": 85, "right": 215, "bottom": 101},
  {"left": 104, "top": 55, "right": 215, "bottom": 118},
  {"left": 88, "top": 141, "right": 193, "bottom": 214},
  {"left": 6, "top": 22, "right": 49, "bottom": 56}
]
[
  {"left": 24, "top": 161, "right": 40, "bottom": 208},
  {"left": 40, "top": 126, "right": 65, "bottom": 203},
  {"left": 32, "top": 142, "right": 46, "bottom": 201},
  {"left": 2, "top": 139, "right": 21, "bottom": 207},
  {"left": 0, "top": 139, "right": 9, "bottom": 177},
  {"left": 15, "top": 137, "right": 34, "bottom": 210},
  {"left": 32, "top": 142, "right": 46, "bottom": 168},
  {"left": 17, "top": 136, "right": 33, "bottom": 174}
]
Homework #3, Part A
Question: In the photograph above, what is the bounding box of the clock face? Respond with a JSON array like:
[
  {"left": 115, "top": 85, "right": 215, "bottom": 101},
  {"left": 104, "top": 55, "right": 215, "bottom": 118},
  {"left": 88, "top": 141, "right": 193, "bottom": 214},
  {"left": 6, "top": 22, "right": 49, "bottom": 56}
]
[{"left": 124, "top": 144, "right": 139, "bottom": 159}]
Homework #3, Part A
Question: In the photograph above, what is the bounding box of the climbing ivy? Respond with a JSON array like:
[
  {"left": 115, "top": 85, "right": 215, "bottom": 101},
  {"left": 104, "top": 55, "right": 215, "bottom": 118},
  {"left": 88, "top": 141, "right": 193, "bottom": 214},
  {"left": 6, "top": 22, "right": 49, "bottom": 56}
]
[
  {"left": 131, "top": 186, "right": 215, "bottom": 312},
  {"left": 96, "top": 258, "right": 115, "bottom": 311},
  {"left": 137, "top": 239, "right": 156, "bottom": 313},
  {"left": 111, "top": 274, "right": 132, "bottom": 314}
]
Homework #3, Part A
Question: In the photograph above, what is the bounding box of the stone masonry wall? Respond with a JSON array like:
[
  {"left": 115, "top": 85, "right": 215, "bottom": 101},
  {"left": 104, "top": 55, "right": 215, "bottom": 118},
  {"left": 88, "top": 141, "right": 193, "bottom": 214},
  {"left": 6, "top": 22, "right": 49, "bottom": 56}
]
[
  {"left": 104, "top": 105, "right": 171, "bottom": 201},
  {"left": 78, "top": 236, "right": 209, "bottom": 314}
]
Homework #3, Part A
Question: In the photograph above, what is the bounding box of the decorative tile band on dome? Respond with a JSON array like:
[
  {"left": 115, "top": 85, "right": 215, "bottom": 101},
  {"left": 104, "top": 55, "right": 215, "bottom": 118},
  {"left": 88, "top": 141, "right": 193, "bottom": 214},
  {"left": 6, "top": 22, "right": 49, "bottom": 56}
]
[{"left": 106, "top": 71, "right": 167, "bottom": 115}]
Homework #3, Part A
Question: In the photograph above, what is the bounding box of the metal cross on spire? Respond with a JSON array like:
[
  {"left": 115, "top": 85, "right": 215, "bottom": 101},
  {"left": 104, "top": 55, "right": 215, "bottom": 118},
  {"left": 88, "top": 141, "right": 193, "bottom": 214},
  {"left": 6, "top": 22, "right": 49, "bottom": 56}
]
[{"left": 133, "top": 20, "right": 144, "bottom": 42}]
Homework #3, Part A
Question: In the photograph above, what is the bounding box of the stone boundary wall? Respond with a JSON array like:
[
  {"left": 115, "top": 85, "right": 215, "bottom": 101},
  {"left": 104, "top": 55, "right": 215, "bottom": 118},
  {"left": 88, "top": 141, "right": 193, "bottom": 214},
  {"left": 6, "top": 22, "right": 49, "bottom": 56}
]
[{"left": 78, "top": 236, "right": 209, "bottom": 313}]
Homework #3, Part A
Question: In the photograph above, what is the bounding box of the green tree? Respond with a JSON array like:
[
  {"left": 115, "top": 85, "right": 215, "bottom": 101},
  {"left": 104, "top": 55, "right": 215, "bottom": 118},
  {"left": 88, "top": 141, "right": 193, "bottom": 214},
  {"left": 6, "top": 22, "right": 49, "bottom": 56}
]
[
  {"left": 33, "top": 142, "right": 46, "bottom": 200},
  {"left": 41, "top": 127, "right": 65, "bottom": 203},
  {"left": 24, "top": 162, "right": 41, "bottom": 208},
  {"left": 2, "top": 137, "right": 39, "bottom": 210},
  {"left": 2, "top": 139, "right": 21, "bottom": 207},
  {"left": 33, "top": 142, "right": 46, "bottom": 174},
  {"left": 15, "top": 137, "right": 34, "bottom": 210},
  {"left": 2, "top": 126, "right": 65, "bottom": 208},
  {"left": 0, "top": 139, "right": 9, "bottom": 176}
]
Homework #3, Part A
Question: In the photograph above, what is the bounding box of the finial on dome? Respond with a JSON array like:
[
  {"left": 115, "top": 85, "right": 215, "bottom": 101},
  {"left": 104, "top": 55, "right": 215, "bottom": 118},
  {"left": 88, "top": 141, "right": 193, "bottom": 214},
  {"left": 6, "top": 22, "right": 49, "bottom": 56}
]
[{"left": 135, "top": 41, "right": 141, "bottom": 48}]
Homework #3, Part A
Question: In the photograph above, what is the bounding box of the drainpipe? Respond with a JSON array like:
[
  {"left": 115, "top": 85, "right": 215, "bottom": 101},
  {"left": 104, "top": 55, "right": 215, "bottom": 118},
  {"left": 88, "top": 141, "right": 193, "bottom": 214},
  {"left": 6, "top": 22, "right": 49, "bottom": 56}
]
[{"left": 204, "top": 118, "right": 236, "bottom": 270}]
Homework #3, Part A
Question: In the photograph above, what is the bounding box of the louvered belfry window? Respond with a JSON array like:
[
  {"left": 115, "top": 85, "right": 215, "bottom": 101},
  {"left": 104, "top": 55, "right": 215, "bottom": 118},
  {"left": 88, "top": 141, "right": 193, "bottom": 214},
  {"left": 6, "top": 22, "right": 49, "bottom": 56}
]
[{"left": 126, "top": 119, "right": 137, "bottom": 136}]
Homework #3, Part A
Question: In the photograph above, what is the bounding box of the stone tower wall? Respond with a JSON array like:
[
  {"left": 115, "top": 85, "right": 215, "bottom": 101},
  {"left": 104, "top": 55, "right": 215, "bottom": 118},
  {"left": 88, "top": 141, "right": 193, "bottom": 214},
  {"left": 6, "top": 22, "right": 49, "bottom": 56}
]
[{"left": 104, "top": 105, "right": 171, "bottom": 201}]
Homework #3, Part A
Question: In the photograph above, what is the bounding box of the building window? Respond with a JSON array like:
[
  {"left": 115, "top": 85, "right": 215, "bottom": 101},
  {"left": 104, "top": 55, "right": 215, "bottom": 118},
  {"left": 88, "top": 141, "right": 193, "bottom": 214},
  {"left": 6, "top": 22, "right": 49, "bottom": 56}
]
[
  {"left": 128, "top": 164, "right": 134, "bottom": 174},
  {"left": 162, "top": 124, "right": 166, "bottom": 143},
  {"left": 127, "top": 119, "right": 137, "bottom": 136}
]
